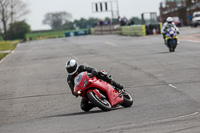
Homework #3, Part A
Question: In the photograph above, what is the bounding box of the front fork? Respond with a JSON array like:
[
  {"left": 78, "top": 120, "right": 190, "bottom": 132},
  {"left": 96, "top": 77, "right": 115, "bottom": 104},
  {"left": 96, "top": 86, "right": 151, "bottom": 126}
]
[{"left": 165, "top": 36, "right": 178, "bottom": 50}]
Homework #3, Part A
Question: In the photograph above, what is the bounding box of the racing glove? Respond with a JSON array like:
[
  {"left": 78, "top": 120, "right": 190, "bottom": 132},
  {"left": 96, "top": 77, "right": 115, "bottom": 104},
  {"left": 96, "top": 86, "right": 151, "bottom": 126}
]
[{"left": 92, "top": 69, "right": 98, "bottom": 76}]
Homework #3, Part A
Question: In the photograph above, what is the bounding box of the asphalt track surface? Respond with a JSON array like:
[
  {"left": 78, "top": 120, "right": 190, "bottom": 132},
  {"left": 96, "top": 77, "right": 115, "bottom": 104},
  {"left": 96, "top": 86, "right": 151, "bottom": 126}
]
[{"left": 0, "top": 27, "right": 200, "bottom": 133}]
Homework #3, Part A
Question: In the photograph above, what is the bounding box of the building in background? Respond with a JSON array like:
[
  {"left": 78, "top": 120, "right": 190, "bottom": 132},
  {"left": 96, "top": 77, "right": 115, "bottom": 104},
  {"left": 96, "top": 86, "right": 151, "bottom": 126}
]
[{"left": 159, "top": 0, "right": 200, "bottom": 26}]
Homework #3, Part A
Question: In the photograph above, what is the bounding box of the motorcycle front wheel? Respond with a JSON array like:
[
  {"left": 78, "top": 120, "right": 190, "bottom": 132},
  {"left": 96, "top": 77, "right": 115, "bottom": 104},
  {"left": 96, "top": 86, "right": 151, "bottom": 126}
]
[
  {"left": 121, "top": 91, "right": 133, "bottom": 107},
  {"left": 168, "top": 39, "right": 177, "bottom": 52},
  {"left": 87, "top": 91, "right": 112, "bottom": 111}
]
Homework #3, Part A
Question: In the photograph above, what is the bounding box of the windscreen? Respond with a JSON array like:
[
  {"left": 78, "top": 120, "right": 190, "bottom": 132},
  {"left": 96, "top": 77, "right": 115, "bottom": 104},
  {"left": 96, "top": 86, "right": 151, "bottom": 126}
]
[
  {"left": 195, "top": 14, "right": 200, "bottom": 17},
  {"left": 74, "top": 72, "right": 84, "bottom": 86}
]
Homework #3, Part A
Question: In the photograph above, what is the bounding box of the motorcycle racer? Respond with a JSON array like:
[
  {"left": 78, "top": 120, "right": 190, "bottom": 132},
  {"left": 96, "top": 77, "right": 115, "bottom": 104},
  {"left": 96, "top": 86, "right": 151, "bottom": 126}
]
[
  {"left": 65, "top": 59, "right": 124, "bottom": 111},
  {"left": 161, "top": 17, "right": 179, "bottom": 43}
]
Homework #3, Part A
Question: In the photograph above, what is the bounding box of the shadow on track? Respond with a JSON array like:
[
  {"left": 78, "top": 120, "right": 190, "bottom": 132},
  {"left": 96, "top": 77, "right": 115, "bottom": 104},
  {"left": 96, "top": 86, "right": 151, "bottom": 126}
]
[
  {"left": 44, "top": 107, "right": 125, "bottom": 119},
  {"left": 156, "top": 51, "right": 171, "bottom": 54},
  {"left": 44, "top": 110, "right": 104, "bottom": 118}
]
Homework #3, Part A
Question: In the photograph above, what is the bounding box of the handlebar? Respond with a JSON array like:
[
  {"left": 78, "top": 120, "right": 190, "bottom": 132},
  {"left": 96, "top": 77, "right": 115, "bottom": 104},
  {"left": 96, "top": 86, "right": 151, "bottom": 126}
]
[{"left": 98, "top": 71, "right": 107, "bottom": 76}]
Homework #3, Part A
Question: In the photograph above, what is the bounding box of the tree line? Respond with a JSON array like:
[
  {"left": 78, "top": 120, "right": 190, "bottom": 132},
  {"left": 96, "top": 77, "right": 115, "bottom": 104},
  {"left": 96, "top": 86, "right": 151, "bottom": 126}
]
[
  {"left": 0, "top": 0, "right": 141, "bottom": 41},
  {"left": 42, "top": 11, "right": 142, "bottom": 31},
  {"left": 0, "top": 0, "right": 30, "bottom": 41},
  {"left": 42, "top": 12, "right": 100, "bottom": 30}
]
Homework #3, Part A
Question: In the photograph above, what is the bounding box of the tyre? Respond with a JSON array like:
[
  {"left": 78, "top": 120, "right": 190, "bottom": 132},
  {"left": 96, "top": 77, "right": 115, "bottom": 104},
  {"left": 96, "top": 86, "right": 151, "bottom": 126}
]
[
  {"left": 168, "top": 39, "right": 174, "bottom": 52},
  {"left": 87, "top": 91, "right": 112, "bottom": 111},
  {"left": 121, "top": 91, "right": 133, "bottom": 107},
  {"left": 169, "top": 48, "right": 174, "bottom": 52}
]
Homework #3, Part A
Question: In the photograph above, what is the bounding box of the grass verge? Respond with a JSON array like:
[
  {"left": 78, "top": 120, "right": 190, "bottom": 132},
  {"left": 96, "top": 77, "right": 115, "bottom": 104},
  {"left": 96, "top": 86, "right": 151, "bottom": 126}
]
[
  {"left": 0, "top": 53, "right": 9, "bottom": 61},
  {"left": 0, "top": 41, "right": 18, "bottom": 51},
  {"left": 0, "top": 41, "right": 19, "bottom": 61}
]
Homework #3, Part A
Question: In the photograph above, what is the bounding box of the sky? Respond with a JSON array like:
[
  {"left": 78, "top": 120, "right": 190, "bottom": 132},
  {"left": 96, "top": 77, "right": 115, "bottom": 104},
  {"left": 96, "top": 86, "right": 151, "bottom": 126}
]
[{"left": 24, "top": 0, "right": 164, "bottom": 30}]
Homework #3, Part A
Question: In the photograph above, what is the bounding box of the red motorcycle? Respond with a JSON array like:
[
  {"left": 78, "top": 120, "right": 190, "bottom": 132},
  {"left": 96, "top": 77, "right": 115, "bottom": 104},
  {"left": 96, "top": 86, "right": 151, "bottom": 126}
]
[{"left": 74, "top": 70, "right": 133, "bottom": 111}]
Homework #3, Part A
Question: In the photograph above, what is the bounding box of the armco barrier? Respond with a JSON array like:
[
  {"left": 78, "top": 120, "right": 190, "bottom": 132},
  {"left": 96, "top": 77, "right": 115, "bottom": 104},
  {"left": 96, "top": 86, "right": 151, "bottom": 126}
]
[{"left": 121, "top": 25, "right": 146, "bottom": 36}]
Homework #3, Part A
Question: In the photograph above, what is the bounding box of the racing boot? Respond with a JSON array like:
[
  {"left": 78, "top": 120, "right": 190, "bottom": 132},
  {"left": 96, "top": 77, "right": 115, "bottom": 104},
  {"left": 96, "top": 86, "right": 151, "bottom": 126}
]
[{"left": 80, "top": 98, "right": 95, "bottom": 112}]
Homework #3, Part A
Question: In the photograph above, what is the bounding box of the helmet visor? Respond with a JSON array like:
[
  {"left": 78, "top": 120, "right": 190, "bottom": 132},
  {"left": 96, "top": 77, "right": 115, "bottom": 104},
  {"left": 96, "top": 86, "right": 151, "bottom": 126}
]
[{"left": 67, "top": 63, "right": 77, "bottom": 74}]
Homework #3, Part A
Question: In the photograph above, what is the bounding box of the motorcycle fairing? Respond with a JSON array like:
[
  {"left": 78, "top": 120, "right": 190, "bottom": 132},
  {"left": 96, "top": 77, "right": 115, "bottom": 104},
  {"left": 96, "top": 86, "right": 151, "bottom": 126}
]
[
  {"left": 74, "top": 72, "right": 123, "bottom": 107},
  {"left": 89, "top": 79, "right": 124, "bottom": 106}
]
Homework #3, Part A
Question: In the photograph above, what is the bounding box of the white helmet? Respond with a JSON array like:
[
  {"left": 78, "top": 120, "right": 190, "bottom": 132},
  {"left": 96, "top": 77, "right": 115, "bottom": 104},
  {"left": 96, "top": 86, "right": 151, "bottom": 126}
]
[
  {"left": 166, "top": 17, "right": 173, "bottom": 23},
  {"left": 65, "top": 59, "right": 79, "bottom": 75},
  {"left": 166, "top": 17, "right": 173, "bottom": 27}
]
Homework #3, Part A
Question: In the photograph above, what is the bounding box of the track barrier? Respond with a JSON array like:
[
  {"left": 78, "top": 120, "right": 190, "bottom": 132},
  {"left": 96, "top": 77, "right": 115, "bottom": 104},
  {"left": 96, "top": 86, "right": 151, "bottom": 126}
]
[
  {"left": 121, "top": 25, "right": 146, "bottom": 36},
  {"left": 65, "top": 30, "right": 90, "bottom": 37},
  {"left": 25, "top": 23, "right": 163, "bottom": 42},
  {"left": 93, "top": 25, "right": 121, "bottom": 35}
]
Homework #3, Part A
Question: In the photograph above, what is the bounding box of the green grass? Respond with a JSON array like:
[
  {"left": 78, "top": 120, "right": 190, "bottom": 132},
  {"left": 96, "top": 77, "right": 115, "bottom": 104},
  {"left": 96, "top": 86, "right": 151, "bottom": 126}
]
[
  {"left": 0, "top": 41, "right": 19, "bottom": 61},
  {"left": 0, "top": 41, "right": 18, "bottom": 51},
  {"left": 0, "top": 53, "right": 9, "bottom": 61},
  {"left": 26, "top": 30, "right": 66, "bottom": 38}
]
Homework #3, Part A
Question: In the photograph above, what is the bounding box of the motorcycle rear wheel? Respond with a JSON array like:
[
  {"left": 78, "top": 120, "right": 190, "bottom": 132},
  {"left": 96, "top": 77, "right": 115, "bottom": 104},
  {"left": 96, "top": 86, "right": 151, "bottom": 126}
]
[
  {"left": 121, "top": 91, "right": 133, "bottom": 107},
  {"left": 87, "top": 91, "right": 112, "bottom": 111}
]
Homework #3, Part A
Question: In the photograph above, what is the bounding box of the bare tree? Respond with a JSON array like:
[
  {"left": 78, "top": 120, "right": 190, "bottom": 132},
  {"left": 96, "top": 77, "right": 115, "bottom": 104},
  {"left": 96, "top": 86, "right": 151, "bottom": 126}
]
[
  {"left": 0, "top": 0, "right": 29, "bottom": 40},
  {"left": 43, "top": 11, "right": 72, "bottom": 30}
]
